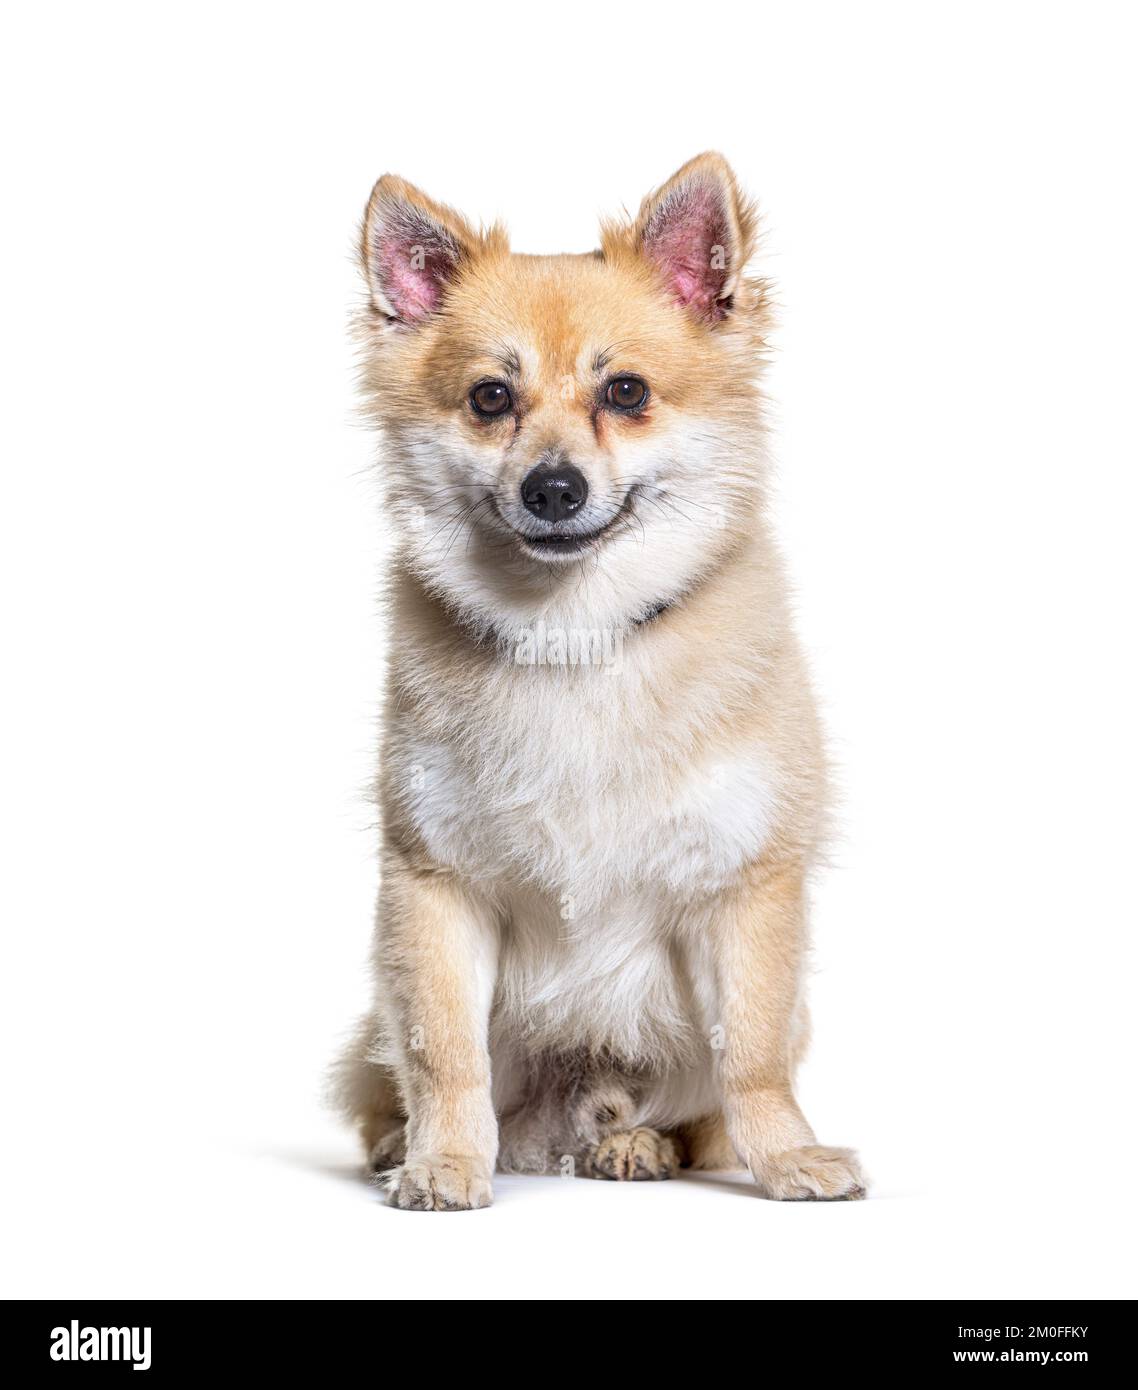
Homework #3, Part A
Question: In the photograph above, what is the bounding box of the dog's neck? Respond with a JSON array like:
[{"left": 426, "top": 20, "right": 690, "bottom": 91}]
[
  {"left": 450, "top": 586, "right": 683, "bottom": 656},
  {"left": 408, "top": 522, "right": 757, "bottom": 659}
]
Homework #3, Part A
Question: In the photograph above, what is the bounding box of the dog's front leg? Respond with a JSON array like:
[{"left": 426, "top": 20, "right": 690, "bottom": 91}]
[
  {"left": 714, "top": 860, "right": 866, "bottom": 1200},
  {"left": 380, "top": 861, "right": 499, "bottom": 1210}
]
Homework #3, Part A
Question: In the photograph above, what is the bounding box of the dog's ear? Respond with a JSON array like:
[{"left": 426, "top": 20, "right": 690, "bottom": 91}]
[
  {"left": 361, "top": 176, "right": 480, "bottom": 324},
  {"left": 632, "top": 153, "right": 757, "bottom": 324}
]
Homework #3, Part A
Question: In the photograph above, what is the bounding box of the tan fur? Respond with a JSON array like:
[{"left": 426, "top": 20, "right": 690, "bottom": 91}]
[{"left": 335, "top": 154, "right": 865, "bottom": 1206}]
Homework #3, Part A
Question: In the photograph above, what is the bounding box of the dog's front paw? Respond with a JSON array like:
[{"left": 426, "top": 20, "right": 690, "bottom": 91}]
[
  {"left": 750, "top": 1145, "right": 866, "bottom": 1201},
  {"left": 384, "top": 1153, "right": 493, "bottom": 1211},
  {"left": 587, "top": 1127, "right": 679, "bottom": 1181}
]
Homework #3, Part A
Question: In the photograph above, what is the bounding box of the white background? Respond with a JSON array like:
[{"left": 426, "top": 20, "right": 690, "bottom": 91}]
[{"left": 2, "top": 1, "right": 1136, "bottom": 1300}]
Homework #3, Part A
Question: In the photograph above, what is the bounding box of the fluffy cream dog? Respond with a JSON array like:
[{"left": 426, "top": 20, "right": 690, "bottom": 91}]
[{"left": 335, "top": 154, "right": 865, "bottom": 1208}]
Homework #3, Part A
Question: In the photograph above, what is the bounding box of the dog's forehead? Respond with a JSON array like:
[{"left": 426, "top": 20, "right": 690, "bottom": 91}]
[{"left": 448, "top": 253, "right": 682, "bottom": 376}]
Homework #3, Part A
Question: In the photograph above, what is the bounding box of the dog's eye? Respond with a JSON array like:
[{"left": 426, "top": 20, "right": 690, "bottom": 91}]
[
  {"left": 470, "top": 381, "right": 512, "bottom": 417},
  {"left": 605, "top": 376, "right": 648, "bottom": 411}
]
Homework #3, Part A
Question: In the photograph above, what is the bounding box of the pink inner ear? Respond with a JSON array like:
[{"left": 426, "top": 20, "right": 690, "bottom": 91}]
[
  {"left": 643, "top": 181, "right": 732, "bottom": 322},
  {"left": 371, "top": 207, "right": 460, "bottom": 323}
]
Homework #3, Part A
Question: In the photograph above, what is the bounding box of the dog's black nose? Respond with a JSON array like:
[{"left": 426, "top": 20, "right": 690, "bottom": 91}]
[{"left": 520, "top": 463, "right": 588, "bottom": 523}]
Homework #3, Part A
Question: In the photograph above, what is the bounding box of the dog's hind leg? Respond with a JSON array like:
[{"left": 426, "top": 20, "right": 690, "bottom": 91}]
[
  {"left": 496, "top": 1059, "right": 677, "bottom": 1179},
  {"left": 675, "top": 1112, "right": 744, "bottom": 1171},
  {"left": 571, "top": 1074, "right": 681, "bottom": 1181},
  {"left": 330, "top": 1014, "right": 406, "bottom": 1171}
]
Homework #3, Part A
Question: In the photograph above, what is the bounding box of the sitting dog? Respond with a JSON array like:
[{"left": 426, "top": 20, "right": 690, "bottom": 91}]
[{"left": 335, "top": 154, "right": 865, "bottom": 1208}]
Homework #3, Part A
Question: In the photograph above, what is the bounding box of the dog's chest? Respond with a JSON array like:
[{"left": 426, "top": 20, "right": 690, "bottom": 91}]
[{"left": 398, "top": 669, "right": 780, "bottom": 904}]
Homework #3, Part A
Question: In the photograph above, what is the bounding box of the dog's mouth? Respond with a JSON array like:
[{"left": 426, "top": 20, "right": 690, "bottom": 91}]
[
  {"left": 509, "top": 488, "right": 637, "bottom": 560},
  {"left": 521, "top": 532, "right": 599, "bottom": 556}
]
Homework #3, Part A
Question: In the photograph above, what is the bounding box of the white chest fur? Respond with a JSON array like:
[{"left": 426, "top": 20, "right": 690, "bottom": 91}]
[{"left": 392, "top": 661, "right": 781, "bottom": 910}]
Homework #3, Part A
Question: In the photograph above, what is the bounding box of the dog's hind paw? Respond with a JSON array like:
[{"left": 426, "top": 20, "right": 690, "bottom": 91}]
[
  {"left": 367, "top": 1123, "right": 407, "bottom": 1173},
  {"left": 586, "top": 1127, "right": 679, "bottom": 1181}
]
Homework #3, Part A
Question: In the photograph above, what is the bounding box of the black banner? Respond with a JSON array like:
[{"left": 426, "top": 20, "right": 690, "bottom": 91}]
[{"left": 3, "top": 1300, "right": 1128, "bottom": 1379}]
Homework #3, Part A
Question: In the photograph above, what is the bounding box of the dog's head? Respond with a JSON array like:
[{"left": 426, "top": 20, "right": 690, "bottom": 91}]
[{"left": 358, "top": 155, "right": 771, "bottom": 638}]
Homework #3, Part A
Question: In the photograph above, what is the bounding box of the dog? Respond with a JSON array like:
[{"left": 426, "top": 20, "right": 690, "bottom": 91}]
[{"left": 334, "top": 154, "right": 865, "bottom": 1208}]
